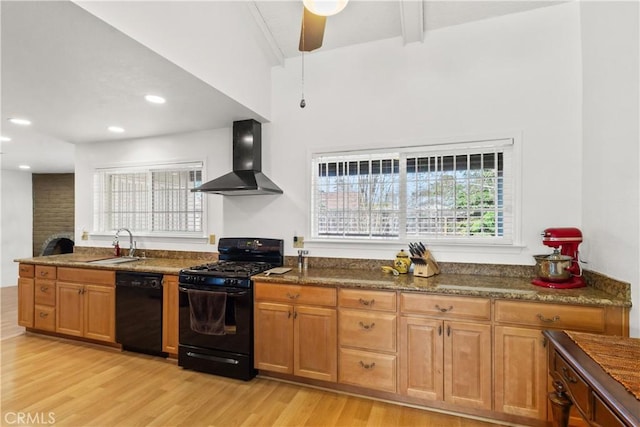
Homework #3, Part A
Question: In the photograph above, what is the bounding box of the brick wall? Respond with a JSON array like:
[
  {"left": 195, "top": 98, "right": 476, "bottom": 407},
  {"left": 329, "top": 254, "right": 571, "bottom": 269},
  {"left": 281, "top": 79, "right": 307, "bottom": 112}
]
[{"left": 32, "top": 174, "right": 75, "bottom": 256}]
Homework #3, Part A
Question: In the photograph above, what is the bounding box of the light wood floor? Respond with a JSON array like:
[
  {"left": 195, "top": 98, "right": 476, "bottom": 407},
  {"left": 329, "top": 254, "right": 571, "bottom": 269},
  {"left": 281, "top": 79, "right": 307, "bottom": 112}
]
[{"left": 1, "top": 286, "right": 503, "bottom": 427}]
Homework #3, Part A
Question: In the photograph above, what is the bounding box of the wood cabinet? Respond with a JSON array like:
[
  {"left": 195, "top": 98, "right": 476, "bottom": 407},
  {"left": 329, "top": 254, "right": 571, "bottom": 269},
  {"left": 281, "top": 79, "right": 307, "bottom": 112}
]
[
  {"left": 56, "top": 267, "right": 115, "bottom": 343},
  {"left": 493, "top": 300, "right": 628, "bottom": 423},
  {"left": 254, "top": 282, "right": 337, "bottom": 382},
  {"left": 338, "top": 289, "right": 398, "bottom": 393},
  {"left": 17, "top": 264, "right": 35, "bottom": 328},
  {"left": 34, "top": 265, "right": 57, "bottom": 331},
  {"left": 400, "top": 293, "right": 492, "bottom": 410},
  {"left": 162, "top": 275, "right": 179, "bottom": 355}
]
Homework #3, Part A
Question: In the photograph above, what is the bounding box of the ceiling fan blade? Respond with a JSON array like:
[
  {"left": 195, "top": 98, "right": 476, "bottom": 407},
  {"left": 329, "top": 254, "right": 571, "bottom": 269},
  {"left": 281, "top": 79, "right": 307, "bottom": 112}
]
[{"left": 298, "top": 7, "right": 326, "bottom": 52}]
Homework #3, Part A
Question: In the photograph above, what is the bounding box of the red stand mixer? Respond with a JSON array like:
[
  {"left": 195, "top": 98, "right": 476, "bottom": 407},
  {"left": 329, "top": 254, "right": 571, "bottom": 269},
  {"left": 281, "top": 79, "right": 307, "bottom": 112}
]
[{"left": 531, "top": 227, "right": 585, "bottom": 289}]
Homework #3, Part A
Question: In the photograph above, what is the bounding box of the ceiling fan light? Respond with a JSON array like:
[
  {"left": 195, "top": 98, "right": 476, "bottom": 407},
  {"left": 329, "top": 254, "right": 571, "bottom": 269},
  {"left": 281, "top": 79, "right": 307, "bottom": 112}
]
[{"left": 303, "top": 0, "right": 348, "bottom": 16}]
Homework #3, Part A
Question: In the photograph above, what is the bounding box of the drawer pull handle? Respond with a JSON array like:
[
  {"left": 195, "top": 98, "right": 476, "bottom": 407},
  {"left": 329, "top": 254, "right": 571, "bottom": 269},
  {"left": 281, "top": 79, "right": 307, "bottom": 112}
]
[
  {"left": 39, "top": 312, "right": 48, "bottom": 318},
  {"left": 286, "top": 293, "right": 300, "bottom": 300},
  {"left": 537, "top": 314, "right": 560, "bottom": 323},
  {"left": 561, "top": 367, "right": 578, "bottom": 383},
  {"left": 40, "top": 286, "right": 49, "bottom": 292},
  {"left": 40, "top": 271, "right": 48, "bottom": 277},
  {"left": 435, "top": 304, "right": 453, "bottom": 313},
  {"left": 359, "top": 361, "right": 376, "bottom": 370},
  {"left": 358, "top": 321, "right": 375, "bottom": 330},
  {"left": 358, "top": 298, "right": 375, "bottom": 307}
]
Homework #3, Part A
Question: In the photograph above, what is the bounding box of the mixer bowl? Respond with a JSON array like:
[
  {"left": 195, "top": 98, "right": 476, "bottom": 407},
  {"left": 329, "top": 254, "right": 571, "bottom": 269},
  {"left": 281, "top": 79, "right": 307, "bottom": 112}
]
[{"left": 533, "top": 254, "right": 573, "bottom": 282}]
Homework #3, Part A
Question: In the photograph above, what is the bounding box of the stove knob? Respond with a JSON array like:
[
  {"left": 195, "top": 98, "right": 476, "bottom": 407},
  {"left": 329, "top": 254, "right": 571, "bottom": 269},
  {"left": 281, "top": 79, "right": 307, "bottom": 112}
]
[{"left": 199, "top": 276, "right": 206, "bottom": 284}]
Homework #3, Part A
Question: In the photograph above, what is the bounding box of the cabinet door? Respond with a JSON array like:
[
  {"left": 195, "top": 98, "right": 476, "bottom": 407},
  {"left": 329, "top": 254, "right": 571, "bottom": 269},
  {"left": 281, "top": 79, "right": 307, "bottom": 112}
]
[
  {"left": 162, "top": 275, "right": 179, "bottom": 355},
  {"left": 399, "top": 316, "right": 444, "bottom": 401},
  {"left": 294, "top": 305, "right": 337, "bottom": 382},
  {"left": 494, "top": 325, "right": 547, "bottom": 419},
  {"left": 254, "top": 302, "right": 294, "bottom": 373},
  {"left": 56, "top": 282, "right": 84, "bottom": 337},
  {"left": 444, "top": 321, "right": 492, "bottom": 410},
  {"left": 84, "top": 284, "right": 115, "bottom": 342},
  {"left": 17, "top": 277, "right": 34, "bottom": 328}
]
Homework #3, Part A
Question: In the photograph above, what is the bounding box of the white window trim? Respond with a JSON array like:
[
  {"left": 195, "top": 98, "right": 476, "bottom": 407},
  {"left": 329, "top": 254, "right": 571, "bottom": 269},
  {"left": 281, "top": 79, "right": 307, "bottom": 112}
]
[{"left": 306, "top": 132, "right": 523, "bottom": 249}]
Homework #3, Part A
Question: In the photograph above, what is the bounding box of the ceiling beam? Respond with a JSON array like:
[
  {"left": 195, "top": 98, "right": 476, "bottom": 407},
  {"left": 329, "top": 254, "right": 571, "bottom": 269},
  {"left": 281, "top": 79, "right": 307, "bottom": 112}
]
[
  {"left": 399, "top": 0, "right": 424, "bottom": 45},
  {"left": 246, "top": 2, "right": 285, "bottom": 67}
]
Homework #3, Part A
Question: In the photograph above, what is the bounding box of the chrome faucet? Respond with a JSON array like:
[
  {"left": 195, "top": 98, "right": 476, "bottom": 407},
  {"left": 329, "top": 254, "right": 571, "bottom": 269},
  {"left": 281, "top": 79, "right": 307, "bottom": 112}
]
[{"left": 115, "top": 228, "right": 136, "bottom": 257}]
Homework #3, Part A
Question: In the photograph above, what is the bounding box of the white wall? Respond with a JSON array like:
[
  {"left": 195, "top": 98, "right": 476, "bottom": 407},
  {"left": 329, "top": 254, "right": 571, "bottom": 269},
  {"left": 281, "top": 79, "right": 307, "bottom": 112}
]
[
  {"left": 1, "top": 170, "right": 33, "bottom": 287},
  {"left": 258, "top": 2, "right": 583, "bottom": 263},
  {"left": 74, "top": 128, "right": 230, "bottom": 253},
  {"left": 75, "top": 1, "right": 273, "bottom": 120},
  {"left": 580, "top": 1, "right": 640, "bottom": 336}
]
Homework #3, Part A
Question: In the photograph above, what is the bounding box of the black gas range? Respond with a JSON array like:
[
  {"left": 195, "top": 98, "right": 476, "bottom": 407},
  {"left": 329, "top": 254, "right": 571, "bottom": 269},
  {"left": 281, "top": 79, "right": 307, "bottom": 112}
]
[{"left": 177, "top": 237, "right": 283, "bottom": 380}]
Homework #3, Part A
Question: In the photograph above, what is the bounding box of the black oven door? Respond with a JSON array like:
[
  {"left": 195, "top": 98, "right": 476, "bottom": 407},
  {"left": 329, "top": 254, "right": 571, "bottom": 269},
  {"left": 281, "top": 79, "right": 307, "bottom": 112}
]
[
  {"left": 177, "top": 284, "right": 255, "bottom": 380},
  {"left": 178, "top": 284, "right": 253, "bottom": 353}
]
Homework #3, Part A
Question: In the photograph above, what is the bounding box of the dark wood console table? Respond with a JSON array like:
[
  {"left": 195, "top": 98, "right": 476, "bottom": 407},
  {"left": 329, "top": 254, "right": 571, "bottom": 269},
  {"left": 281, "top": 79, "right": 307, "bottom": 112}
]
[{"left": 543, "top": 330, "right": 639, "bottom": 427}]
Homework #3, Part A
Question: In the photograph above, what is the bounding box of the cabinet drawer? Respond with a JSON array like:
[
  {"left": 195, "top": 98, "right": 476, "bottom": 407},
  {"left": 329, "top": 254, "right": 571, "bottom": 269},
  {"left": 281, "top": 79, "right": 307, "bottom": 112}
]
[
  {"left": 339, "top": 289, "right": 396, "bottom": 312},
  {"left": 34, "top": 305, "right": 56, "bottom": 331},
  {"left": 553, "top": 353, "right": 590, "bottom": 415},
  {"left": 400, "top": 293, "right": 491, "bottom": 320},
  {"left": 35, "top": 265, "right": 56, "bottom": 280},
  {"left": 593, "top": 393, "right": 625, "bottom": 427},
  {"left": 339, "top": 348, "right": 397, "bottom": 393},
  {"left": 19, "top": 264, "right": 34, "bottom": 278},
  {"left": 57, "top": 268, "right": 115, "bottom": 286},
  {"left": 494, "top": 301, "right": 605, "bottom": 333},
  {"left": 255, "top": 283, "right": 336, "bottom": 307},
  {"left": 34, "top": 279, "right": 56, "bottom": 306},
  {"left": 339, "top": 310, "right": 396, "bottom": 352}
]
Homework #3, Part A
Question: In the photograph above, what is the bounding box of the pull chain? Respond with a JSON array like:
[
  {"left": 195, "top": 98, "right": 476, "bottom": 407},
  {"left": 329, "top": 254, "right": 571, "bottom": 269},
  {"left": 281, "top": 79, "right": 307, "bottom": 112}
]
[{"left": 300, "top": 8, "right": 306, "bottom": 108}]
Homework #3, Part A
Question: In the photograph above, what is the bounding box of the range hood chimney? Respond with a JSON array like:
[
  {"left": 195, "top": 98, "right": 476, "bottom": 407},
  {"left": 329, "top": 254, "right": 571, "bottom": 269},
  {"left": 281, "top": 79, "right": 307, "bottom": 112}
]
[{"left": 192, "top": 119, "right": 283, "bottom": 196}]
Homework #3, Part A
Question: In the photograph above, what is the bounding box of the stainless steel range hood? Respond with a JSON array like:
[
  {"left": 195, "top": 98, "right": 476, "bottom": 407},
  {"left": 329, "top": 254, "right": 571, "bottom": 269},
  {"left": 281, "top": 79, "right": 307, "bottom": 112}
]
[{"left": 192, "top": 119, "right": 283, "bottom": 196}]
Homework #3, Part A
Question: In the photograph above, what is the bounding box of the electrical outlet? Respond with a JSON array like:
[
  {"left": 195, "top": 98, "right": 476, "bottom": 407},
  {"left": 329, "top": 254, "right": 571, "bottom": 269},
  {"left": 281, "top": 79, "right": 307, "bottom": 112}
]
[
  {"left": 293, "top": 236, "right": 304, "bottom": 248},
  {"left": 209, "top": 234, "right": 216, "bottom": 245},
  {"left": 81, "top": 231, "right": 88, "bottom": 241}
]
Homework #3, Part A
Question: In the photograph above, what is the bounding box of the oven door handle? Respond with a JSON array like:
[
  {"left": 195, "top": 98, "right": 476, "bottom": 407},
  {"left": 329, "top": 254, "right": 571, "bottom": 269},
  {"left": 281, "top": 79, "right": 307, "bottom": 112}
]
[{"left": 179, "top": 286, "right": 248, "bottom": 297}]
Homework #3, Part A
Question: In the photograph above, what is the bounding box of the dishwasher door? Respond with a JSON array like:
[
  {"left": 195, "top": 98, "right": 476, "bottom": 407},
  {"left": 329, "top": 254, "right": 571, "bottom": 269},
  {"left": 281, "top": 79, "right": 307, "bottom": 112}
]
[{"left": 115, "top": 271, "right": 166, "bottom": 357}]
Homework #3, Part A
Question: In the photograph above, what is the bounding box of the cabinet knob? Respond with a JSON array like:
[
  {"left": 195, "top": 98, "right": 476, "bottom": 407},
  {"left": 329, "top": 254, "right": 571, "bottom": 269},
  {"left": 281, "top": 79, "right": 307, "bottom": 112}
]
[
  {"left": 536, "top": 313, "right": 560, "bottom": 323},
  {"left": 358, "top": 298, "right": 375, "bottom": 307},
  {"left": 359, "top": 361, "right": 376, "bottom": 370},
  {"left": 435, "top": 304, "right": 453, "bottom": 313},
  {"left": 358, "top": 321, "right": 375, "bottom": 330}
]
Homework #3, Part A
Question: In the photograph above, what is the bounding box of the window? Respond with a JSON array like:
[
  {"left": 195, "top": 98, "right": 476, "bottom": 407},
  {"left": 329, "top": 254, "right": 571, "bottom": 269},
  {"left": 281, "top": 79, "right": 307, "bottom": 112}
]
[
  {"left": 93, "top": 162, "right": 204, "bottom": 235},
  {"left": 311, "top": 138, "right": 514, "bottom": 244}
]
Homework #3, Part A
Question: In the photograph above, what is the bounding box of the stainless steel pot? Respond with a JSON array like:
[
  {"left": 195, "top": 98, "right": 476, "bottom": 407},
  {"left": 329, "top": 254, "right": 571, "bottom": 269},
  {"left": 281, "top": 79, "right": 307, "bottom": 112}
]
[{"left": 533, "top": 251, "right": 573, "bottom": 282}]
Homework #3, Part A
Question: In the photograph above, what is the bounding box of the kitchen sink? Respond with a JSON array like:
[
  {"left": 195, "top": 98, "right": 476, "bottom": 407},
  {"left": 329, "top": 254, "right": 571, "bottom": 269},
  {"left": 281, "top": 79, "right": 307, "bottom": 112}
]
[{"left": 87, "top": 256, "right": 140, "bottom": 265}]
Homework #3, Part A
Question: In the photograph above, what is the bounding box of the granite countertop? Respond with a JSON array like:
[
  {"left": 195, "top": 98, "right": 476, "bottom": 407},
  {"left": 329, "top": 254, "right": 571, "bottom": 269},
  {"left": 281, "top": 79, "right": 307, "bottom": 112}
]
[
  {"left": 14, "top": 253, "right": 206, "bottom": 275},
  {"left": 15, "top": 252, "right": 631, "bottom": 308},
  {"left": 253, "top": 267, "right": 631, "bottom": 308}
]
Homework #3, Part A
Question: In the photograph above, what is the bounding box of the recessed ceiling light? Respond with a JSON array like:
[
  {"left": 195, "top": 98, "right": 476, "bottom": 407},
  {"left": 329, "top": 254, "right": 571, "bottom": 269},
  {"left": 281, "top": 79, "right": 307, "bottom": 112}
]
[
  {"left": 1, "top": 136, "right": 11, "bottom": 142},
  {"left": 108, "top": 126, "right": 125, "bottom": 133},
  {"left": 19, "top": 165, "right": 31, "bottom": 170},
  {"left": 145, "top": 94, "right": 166, "bottom": 104},
  {"left": 8, "top": 117, "right": 32, "bottom": 126}
]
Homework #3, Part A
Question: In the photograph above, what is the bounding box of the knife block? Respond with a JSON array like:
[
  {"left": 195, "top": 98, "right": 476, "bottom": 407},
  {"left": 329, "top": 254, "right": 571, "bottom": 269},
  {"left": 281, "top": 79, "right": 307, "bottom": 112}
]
[{"left": 412, "top": 250, "right": 440, "bottom": 278}]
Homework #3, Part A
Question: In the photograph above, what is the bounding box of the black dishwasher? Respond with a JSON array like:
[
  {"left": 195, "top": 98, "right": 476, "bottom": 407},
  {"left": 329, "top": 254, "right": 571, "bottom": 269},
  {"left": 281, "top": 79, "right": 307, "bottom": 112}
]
[{"left": 115, "top": 271, "right": 166, "bottom": 357}]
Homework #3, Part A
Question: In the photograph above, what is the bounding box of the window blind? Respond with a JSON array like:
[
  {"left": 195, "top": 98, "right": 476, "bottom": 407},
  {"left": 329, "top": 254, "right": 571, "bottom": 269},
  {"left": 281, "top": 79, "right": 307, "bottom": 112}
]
[
  {"left": 93, "top": 162, "right": 204, "bottom": 234},
  {"left": 311, "top": 138, "right": 514, "bottom": 243}
]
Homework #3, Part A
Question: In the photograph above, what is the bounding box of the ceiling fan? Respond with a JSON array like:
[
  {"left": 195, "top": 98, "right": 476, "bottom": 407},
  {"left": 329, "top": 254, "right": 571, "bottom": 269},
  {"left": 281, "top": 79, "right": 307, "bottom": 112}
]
[{"left": 298, "top": 0, "right": 349, "bottom": 52}]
